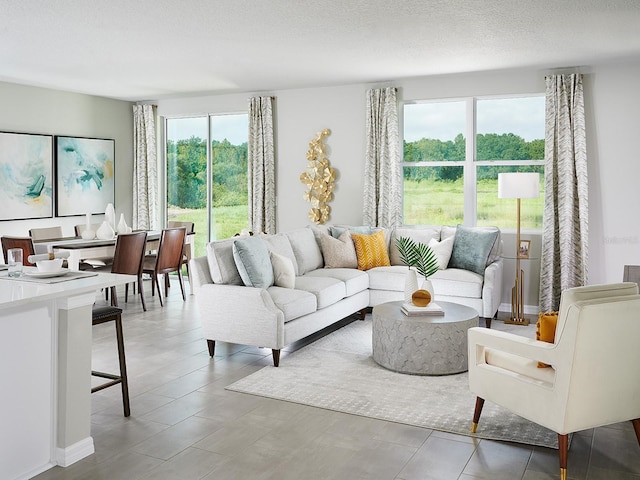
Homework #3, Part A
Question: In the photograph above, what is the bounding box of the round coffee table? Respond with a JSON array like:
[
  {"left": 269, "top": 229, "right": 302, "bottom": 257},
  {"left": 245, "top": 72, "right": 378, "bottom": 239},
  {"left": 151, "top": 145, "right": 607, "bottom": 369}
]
[{"left": 372, "top": 301, "right": 479, "bottom": 375}]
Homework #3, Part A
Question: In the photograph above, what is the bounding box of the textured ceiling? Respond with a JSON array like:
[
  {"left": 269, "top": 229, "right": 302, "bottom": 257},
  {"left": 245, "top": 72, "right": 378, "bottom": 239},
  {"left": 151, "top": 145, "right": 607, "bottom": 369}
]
[{"left": 2, "top": 0, "right": 640, "bottom": 101}]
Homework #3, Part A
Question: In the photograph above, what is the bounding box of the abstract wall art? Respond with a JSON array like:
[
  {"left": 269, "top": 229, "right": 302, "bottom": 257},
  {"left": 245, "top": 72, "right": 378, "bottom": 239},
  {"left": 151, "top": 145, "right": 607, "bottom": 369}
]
[
  {"left": 55, "top": 136, "right": 115, "bottom": 216},
  {"left": 0, "top": 131, "right": 54, "bottom": 221}
]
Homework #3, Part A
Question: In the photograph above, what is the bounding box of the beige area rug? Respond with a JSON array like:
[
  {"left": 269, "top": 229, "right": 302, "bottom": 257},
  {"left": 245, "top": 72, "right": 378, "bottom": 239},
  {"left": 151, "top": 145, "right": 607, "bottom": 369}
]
[{"left": 226, "top": 318, "right": 561, "bottom": 449}]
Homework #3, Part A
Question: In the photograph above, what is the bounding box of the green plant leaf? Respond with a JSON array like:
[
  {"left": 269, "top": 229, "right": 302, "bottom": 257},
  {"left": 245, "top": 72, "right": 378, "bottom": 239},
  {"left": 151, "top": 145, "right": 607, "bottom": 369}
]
[
  {"left": 414, "top": 242, "right": 439, "bottom": 278},
  {"left": 394, "top": 236, "right": 418, "bottom": 267}
]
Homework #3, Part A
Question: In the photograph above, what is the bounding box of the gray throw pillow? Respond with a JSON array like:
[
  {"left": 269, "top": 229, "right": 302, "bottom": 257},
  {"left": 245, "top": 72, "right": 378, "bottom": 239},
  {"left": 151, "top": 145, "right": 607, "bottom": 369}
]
[
  {"left": 330, "top": 225, "right": 372, "bottom": 238},
  {"left": 232, "top": 236, "right": 274, "bottom": 288},
  {"left": 448, "top": 225, "right": 499, "bottom": 275}
]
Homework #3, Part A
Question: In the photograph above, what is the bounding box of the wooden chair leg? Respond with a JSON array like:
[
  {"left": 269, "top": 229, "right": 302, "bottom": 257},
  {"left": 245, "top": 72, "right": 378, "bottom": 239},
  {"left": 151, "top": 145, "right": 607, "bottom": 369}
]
[
  {"left": 164, "top": 273, "right": 170, "bottom": 296},
  {"left": 272, "top": 349, "right": 280, "bottom": 367},
  {"left": 155, "top": 275, "right": 164, "bottom": 307},
  {"left": 632, "top": 418, "right": 640, "bottom": 446},
  {"left": 110, "top": 285, "right": 119, "bottom": 307},
  {"left": 124, "top": 283, "right": 129, "bottom": 303},
  {"left": 177, "top": 270, "right": 186, "bottom": 301},
  {"left": 185, "top": 262, "right": 191, "bottom": 295},
  {"left": 114, "top": 313, "right": 130, "bottom": 417},
  {"left": 471, "top": 397, "right": 485, "bottom": 433},
  {"left": 138, "top": 275, "right": 147, "bottom": 312},
  {"left": 558, "top": 433, "right": 568, "bottom": 480},
  {"left": 207, "top": 339, "right": 215, "bottom": 357}
]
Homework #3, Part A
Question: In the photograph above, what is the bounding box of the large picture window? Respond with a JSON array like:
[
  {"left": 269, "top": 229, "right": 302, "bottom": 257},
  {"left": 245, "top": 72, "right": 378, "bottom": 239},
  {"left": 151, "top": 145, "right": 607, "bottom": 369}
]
[
  {"left": 403, "top": 96, "right": 544, "bottom": 230},
  {"left": 166, "top": 113, "right": 249, "bottom": 257}
]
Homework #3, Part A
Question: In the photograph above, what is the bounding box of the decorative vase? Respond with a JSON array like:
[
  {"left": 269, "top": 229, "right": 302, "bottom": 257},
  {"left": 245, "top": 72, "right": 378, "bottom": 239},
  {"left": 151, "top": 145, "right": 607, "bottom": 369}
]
[
  {"left": 422, "top": 277, "right": 435, "bottom": 300},
  {"left": 404, "top": 269, "right": 418, "bottom": 304},
  {"left": 96, "top": 220, "right": 115, "bottom": 240},
  {"left": 104, "top": 203, "right": 116, "bottom": 231},
  {"left": 81, "top": 212, "right": 95, "bottom": 239},
  {"left": 117, "top": 213, "right": 131, "bottom": 234}
]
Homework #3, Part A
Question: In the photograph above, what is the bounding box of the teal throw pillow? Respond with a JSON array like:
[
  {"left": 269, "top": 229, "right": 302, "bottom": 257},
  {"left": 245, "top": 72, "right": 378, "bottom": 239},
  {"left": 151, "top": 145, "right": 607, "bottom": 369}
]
[
  {"left": 232, "top": 236, "right": 274, "bottom": 288},
  {"left": 448, "top": 225, "right": 499, "bottom": 275}
]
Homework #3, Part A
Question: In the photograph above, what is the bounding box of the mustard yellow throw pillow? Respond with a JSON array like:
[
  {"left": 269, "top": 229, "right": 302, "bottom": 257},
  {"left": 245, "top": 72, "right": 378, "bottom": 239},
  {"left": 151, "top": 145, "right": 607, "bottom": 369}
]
[
  {"left": 536, "top": 311, "right": 559, "bottom": 368},
  {"left": 351, "top": 230, "right": 390, "bottom": 271}
]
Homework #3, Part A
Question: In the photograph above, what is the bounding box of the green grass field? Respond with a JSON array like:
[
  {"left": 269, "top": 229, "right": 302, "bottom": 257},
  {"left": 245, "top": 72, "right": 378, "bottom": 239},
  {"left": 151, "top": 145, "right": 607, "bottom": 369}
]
[{"left": 169, "top": 178, "right": 543, "bottom": 259}]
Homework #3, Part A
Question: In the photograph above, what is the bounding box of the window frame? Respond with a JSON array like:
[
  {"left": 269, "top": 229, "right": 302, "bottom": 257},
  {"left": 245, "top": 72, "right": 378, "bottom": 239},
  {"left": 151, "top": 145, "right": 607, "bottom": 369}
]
[{"left": 402, "top": 94, "right": 545, "bottom": 230}]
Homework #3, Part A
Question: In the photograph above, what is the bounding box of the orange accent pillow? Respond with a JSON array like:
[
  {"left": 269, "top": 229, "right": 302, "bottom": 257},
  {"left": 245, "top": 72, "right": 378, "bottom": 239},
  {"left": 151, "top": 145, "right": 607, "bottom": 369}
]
[
  {"left": 536, "top": 311, "right": 558, "bottom": 368},
  {"left": 350, "top": 230, "right": 391, "bottom": 271}
]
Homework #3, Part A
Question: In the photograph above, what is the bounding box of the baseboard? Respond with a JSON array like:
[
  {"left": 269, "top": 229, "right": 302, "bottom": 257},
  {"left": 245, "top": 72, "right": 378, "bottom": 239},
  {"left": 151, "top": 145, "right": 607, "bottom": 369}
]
[{"left": 56, "top": 436, "right": 94, "bottom": 467}]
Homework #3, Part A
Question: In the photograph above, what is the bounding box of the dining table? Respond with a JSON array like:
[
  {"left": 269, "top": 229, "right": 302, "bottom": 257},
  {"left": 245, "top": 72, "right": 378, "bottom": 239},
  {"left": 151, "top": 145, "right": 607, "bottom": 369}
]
[{"left": 33, "top": 230, "right": 195, "bottom": 271}]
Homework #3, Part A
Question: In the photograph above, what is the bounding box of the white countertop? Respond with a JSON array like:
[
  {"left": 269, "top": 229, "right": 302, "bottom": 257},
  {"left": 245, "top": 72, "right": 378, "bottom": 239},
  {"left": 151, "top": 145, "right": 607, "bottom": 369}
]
[{"left": 0, "top": 271, "right": 135, "bottom": 308}]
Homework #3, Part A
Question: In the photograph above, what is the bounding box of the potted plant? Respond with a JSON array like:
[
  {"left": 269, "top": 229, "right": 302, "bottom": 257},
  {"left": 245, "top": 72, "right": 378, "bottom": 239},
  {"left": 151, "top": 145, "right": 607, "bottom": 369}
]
[{"left": 395, "top": 236, "right": 439, "bottom": 302}]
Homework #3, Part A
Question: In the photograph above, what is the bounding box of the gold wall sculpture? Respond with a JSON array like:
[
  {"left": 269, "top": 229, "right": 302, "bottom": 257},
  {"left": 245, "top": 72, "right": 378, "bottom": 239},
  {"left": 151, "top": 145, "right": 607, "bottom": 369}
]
[{"left": 300, "top": 128, "right": 335, "bottom": 224}]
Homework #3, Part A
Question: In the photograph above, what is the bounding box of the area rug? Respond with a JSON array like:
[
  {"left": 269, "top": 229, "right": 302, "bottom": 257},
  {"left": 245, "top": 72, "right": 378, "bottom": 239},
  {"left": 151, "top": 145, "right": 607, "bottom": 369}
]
[{"left": 226, "top": 319, "right": 561, "bottom": 449}]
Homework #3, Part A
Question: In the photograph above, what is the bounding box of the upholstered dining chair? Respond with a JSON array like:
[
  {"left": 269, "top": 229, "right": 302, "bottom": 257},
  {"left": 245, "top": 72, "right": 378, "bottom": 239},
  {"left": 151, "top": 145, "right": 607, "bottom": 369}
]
[
  {"left": 168, "top": 220, "right": 194, "bottom": 293},
  {"left": 28, "top": 226, "right": 63, "bottom": 241},
  {"left": 467, "top": 282, "right": 640, "bottom": 480},
  {"left": 1, "top": 236, "right": 36, "bottom": 266},
  {"left": 97, "top": 231, "right": 148, "bottom": 311},
  {"left": 142, "top": 227, "right": 186, "bottom": 306}
]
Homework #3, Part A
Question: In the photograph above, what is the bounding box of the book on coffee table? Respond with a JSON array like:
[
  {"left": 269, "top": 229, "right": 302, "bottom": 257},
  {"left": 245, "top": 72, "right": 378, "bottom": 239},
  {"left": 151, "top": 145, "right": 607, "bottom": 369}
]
[{"left": 401, "top": 302, "right": 444, "bottom": 317}]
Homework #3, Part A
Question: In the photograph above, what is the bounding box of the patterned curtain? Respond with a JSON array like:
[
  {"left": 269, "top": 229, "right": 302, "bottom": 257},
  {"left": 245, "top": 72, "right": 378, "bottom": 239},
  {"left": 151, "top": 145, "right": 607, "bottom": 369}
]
[
  {"left": 132, "top": 104, "right": 158, "bottom": 230},
  {"left": 363, "top": 87, "right": 402, "bottom": 228},
  {"left": 539, "top": 74, "right": 588, "bottom": 311},
  {"left": 248, "top": 96, "right": 276, "bottom": 234}
]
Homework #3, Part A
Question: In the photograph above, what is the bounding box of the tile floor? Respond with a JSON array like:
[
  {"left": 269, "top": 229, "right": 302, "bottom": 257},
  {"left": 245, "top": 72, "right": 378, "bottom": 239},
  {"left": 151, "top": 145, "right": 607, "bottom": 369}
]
[{"left": 33, "top": 280, "right": 640, "bottom": 480}]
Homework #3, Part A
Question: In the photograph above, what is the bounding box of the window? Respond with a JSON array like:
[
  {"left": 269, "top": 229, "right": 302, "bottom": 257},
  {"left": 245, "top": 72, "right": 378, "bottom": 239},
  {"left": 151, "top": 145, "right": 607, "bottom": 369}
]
[
  {"left": 166, "top": 114, "right": 249, "bottom": 258},
  {"left": 403, "top": 96, "right": 544, "bottom": 230}
]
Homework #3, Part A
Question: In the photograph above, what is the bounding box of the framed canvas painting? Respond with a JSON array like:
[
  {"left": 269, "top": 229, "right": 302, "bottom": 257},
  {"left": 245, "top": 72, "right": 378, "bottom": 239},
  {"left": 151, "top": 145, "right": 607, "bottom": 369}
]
[
  {"left": 0, "top": 131, "right": 54, "bottom": 221},
  {"left": 55, "top": 136, "right": 115, "bottom": 216}
]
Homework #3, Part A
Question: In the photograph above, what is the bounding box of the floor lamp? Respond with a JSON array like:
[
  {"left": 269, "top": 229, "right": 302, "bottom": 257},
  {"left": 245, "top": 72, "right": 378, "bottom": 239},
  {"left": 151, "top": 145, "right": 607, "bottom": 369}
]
[{"left": 498, "top": 172, "right": 540, "bottom": 326}]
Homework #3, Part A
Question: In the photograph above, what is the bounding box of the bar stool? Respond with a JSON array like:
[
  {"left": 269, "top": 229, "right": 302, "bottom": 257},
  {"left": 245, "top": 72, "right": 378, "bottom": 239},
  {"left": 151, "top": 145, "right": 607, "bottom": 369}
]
[{"left": 91, "top": 305, "right": 130, "bottom": 417}]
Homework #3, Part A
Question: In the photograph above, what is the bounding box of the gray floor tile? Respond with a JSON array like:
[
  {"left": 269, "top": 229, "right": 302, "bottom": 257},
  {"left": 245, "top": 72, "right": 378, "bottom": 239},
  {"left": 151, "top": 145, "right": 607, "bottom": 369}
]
[{"left": 398, "top": 435, "right": 477, "bottom": 480}]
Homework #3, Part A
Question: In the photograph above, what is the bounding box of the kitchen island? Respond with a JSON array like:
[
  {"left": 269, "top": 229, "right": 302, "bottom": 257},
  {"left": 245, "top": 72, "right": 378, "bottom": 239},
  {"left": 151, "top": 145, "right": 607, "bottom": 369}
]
[{"left": 0, "top": 270, "right": 134, "bottom": 480}]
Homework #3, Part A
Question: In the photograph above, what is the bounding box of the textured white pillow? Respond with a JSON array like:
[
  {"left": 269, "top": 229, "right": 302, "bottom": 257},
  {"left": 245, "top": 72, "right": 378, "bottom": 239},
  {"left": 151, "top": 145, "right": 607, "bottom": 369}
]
[
  {"left": 428, "top": 235, "right": 455, "bottom": 270},
  {"left": 271, "top": 252, "right": 296, "bottom": 288},
  {"left": 318, "top": 230, "right": 358, "bottom": 268}
]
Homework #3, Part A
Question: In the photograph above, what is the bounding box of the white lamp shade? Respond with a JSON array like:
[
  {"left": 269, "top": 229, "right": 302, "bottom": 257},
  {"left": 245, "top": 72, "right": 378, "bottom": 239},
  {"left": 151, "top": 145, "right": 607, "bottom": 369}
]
[{"left": 498, "top": 172, "right": 540, "bottom": 199}]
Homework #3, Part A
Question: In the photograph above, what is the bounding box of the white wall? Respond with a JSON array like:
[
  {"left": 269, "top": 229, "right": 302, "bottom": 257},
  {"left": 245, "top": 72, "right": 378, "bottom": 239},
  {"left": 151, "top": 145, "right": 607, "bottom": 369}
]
[{"left": 0, "top": 82, "right": 134, "bottom": 239}]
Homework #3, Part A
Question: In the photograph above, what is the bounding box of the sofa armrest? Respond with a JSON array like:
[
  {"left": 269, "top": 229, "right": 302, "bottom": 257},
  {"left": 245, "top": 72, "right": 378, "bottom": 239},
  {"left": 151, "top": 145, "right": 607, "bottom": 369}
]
[
  {"left": 189, "top": 256, "right": 213, "bottom": 291},
  {"left": 193, "top": 283, "right": 286, "bottom": 350},
  {"left": 481, "top": 258, "right": 503, "bottom": 318}
]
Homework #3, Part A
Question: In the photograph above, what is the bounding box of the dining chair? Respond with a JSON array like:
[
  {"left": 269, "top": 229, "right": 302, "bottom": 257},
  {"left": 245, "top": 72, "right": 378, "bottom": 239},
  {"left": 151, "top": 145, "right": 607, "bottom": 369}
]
[
  {"left": 143, "top": 227, "right": 186, "bottom": 306},
  {"left": 168, "top": 220, "right": 195, "bottom": 292},
  {"left": 98, "top": 231, "right": 148, "bottom": 311},
  {"left": 1, "top": 236, "right": 36, "bottom": 266},
  {"left": 28, "top": 226, "right": 63, "bottom": 241},
  {"left": 467, "top": 283, "right": 640, "bottom": 480}
]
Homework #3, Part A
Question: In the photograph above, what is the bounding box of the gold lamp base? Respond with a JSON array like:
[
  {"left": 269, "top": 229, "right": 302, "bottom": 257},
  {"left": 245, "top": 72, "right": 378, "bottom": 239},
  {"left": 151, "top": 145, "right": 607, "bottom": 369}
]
[
  {"left": 506, "top": 267, "right": 529, "bottom": 326},
  {"left": 504, "top": 317, "right": 530, "bottom": 326}
]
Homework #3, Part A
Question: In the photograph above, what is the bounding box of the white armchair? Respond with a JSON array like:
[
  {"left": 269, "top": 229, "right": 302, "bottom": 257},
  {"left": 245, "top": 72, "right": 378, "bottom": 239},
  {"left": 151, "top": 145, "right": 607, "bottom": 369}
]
[{"left": 467, "top": 282, "right": 640, "bottom": 480}]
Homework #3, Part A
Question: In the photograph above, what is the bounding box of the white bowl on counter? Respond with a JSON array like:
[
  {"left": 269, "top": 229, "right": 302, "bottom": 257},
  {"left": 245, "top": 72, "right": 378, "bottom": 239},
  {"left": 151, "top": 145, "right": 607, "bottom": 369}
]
[{"left": 36, "top": 258, "right": 64, "bottom": 272}]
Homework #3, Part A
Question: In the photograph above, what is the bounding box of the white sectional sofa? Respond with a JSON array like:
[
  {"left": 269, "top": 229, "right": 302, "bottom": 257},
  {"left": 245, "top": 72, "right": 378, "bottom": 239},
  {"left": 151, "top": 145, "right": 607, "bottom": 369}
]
[{"left": 190, "top": 224, "right": 503, "bottom": 366}]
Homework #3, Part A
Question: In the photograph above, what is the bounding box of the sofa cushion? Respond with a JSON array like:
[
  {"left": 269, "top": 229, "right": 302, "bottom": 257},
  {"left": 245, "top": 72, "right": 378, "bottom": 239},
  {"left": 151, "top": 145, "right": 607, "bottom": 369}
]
[
  {"left": 318, "top": 230, "right": 358, "bottom": 268},
  {"left": 351, "top": 230, "right": 391, "bottom": 270},
  {"left": 431, "top": 268, "right": 483, "bottom": 298},
  {"left": 389, "top": 226, "right": 441, "bottom": 266},
  {"left": 271, "top": 252, "right": 296, "bottom": 289},
  {"left": 367, "top": 265, "right": 408, "bottom": 292},
  {"left": 448, "top": 225, "right": 499, "bottom": 275},
  {"left": 330, "top": 225, "right": 372, "bottom": 238},
  {"left": 206, "top": 238, "right": 243, "bottom": 285},
  {"left": 267, "top": 286, "right": 317, "bottom": 322},
  {"left": 295, "top": 275, "right": 346, "bottom": 309},
  {"left": 305, "top": 268, "right": 369, "bottom": 297},
  {"left": 428, "top": 236, "right": 454, "bottom": 270},
  {"left": 262, "top": 233, "right": 299, "bottom": 276},
  {"left": 232, "top": 236, "right": 274, "bottom": 288},
  {"left": 285, "top": 227, "right": 324, "bottom": 275}
]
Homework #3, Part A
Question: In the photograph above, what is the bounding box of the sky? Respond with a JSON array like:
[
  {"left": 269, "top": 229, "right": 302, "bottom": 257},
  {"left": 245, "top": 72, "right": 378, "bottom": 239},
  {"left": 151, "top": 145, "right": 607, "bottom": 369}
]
[
  {"left": 166, "top": 114, "right": 249, "bottom": 145},
  {"left": 404, "top": 96, "right": 545, "bottom": 142}
]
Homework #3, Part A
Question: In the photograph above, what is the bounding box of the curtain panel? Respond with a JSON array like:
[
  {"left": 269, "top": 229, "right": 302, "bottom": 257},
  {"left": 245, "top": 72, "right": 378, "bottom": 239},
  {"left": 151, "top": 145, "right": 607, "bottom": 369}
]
[
  {"left": 363, "top": 87, "right": 402, "bottom": 228},
  {"left": 132, "top": 104, "right": 158, "bottom": 230},
  {"left": 539, "top": 74, "right": 589, "bottom": 311},
  {"left": 248, "top": 96, "right": 276, "bottom": 234}
]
